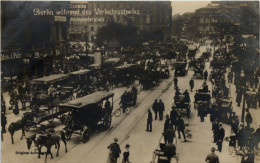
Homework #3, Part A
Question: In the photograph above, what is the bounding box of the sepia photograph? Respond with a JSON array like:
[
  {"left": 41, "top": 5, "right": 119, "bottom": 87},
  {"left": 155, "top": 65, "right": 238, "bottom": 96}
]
[{"left": 1, "top": 1, "right": 260, "bottom": 162}]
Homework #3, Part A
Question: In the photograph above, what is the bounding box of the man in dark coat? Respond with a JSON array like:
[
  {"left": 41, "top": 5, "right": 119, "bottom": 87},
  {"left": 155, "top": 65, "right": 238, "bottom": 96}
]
[
  {"left": 146, "top": 109, "right": 153, "bottom": 132},
  {"left": 152, "top": 99, "right": 159, "bottom": 120},
  {"left": 119, "top": 91, "right": 127, "bottom": 113},
  {"left": 236, "top": 88, "right": 243, "bottom": 107},
  {"left": 189, "top": 78, "right": 194, "bottom": 92},
  {"left": 212, "top": 119, "right": 219, "bottom": 143},
  {"left": 216, "top": 123, "right": 225, "bottom": 152},
  {"left": 204, "top": 70, "right": 208, "bottom": 81},
  {"left": 245, "top": 109, "right": 253, "bottom": 129},
  {"left": 205, "top": 147, "right": 219, "bottom": 163},
  {"left": 174, "top": 77, "right": 178, "bottom": 90},
  {"left": 107, "top": 138, "right": 121, "bottom": 162},
  {"left": 164, "top": 115, "right": 170, "bottom": 131},
  {"left": 158, "top": 99, "right": 165, "bottom": 121},
  {"left": 183, "top": 90, "right": 190, "bottom": 104},
  {"left": 131, "top": 86, "right": 138, "bottom": 105},
  {"left": 170, "top": 106, "right": 178, "bottom": 129},
  {"left": 198, "top": 102, "right": 206, "bottom": 122},
  {"left": 1, "top": 111, "right": 7, "bottom": 133},
  {"left": 177, "top": 116, "right": 187, "bottom": 142}
]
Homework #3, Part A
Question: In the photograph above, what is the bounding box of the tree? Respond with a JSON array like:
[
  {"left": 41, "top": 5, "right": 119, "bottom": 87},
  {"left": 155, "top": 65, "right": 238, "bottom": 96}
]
[{"left": 95, "top": 21, "right": 141, "bottom": 48}]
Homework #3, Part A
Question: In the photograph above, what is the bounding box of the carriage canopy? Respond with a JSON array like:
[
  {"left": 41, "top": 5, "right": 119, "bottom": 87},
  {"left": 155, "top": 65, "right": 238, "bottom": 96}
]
[
  {"left": 31, "top": 74, "right": 69, "bottom": 85},
  {"left": 69, "top": 69, "right": 91, "bottom": 75},
  {"left": 60, "top": 91, "right": 114, "bottom": 109}
]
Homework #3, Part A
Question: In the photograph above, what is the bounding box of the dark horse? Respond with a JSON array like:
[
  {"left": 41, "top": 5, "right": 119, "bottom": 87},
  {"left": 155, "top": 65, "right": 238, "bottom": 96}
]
[
  {"left": 26, "top": 131, "right": 68, "bottom": 162},
  {"left": 8, "top": 112, "right": 34, "bottom": 144},
  {"left": 8, "top": 119, "right": 27, "bottom": 144}
]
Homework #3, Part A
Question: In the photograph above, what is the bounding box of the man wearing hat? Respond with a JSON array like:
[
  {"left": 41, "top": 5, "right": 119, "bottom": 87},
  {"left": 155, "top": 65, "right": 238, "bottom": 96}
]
[
  {"left": 122, "top": 144, "right": 130, "bottom": 163},
  {"left": 158, "top": 99, "right": 165, "bottom": 121},
  {"left": 216, "top": 123, "right": 225, "bottom": 152},
  {"left": 152, "top": 99, "right": 159, "bottom": 120},
  {"left": 107, "top": 138, "right": 121, "bottom": 163},
  {"left": 170, "top": 106, "right": 178, "bottom": 129},
  {"left": 205, "top": 147, "right": 219, "bottom": 163}
]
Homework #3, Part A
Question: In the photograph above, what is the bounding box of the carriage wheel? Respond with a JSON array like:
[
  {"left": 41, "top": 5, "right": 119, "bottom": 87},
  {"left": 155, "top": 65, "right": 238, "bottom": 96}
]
[
  {"left": 103, "top": 114, "right": 112, "bottom": 130},
  {"left": 114, "top": 108, "right": 121, "bottom": 117},
  {"left": 65, "top": 130, "right": 72, "bottom": 140},
  {"left": 82, "top": 127, "right": 92, "bottom": 143},
  {"left": 125, "top": 107, "right": 131, "bottom": 114}
]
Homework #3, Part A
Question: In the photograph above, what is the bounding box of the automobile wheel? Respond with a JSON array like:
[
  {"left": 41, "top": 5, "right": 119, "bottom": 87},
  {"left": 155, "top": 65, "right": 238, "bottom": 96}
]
[{"left": 103, "top": 114, "right": 112, "bottom": 130}]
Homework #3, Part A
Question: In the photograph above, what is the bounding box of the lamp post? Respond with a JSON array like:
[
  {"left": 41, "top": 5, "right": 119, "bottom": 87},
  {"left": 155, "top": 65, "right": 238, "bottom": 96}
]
[
  {"left": 84, "top": 26, "right": 88, "bottom": 55},
  {"left": 240, "top": 43, "right": 247, "bottom": 123},
  {"left": 241, "top": 69, "right": 246, "bottom": 123}
]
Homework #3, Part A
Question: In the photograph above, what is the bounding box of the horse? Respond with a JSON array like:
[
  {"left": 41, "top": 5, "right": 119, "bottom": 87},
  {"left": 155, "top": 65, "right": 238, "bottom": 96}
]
[
  {"left": 26, "top": 130, "right": 68, "bottom": 162},
  {"left": 8, "top": 119, "right": 26, "bottom": 144},
  {"left": 8, "top": 112, "right": 34, "bottom": 144}
]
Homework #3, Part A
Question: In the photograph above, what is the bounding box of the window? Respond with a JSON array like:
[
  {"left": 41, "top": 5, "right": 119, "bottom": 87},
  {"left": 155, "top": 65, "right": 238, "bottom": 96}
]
[{"left": 91, "top": 26, "right": 94, "bottom": 31}]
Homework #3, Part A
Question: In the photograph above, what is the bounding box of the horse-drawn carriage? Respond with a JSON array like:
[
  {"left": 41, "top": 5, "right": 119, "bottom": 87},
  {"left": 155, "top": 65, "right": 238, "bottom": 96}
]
[
  {"left": 202, "top": 51, "right": 211, "bottom": 61},
  {"left": 187, "top": 45, "right": 197, "bottom": 59},
  {"left": 113, "top": 64, "right": 137, "bottom": 87},
  {"left": 30, "top": 74, "right": 74, "bottom": 108},
  {"left": 175, "top": 61, "right": 188, "bottom": 76},
  {"left": 173, "top": 94, "right": 191, "bottom": 118},
  {"left": 141, "top": 69, "right": 159, "bottom": 90},
  {"left": 60, "top": 91, "right": 114, "bottom": 142},
  {"left": 68, "top": 69, "right": 91, "bottom": 88},
  {"left": 245, "top": 89, "right": 258, "bottom": 109},
  {"left": 159, "top": 65, "right": 170, "bottom": 79},
  {"left": 192, "top": 58, "right": 205, "bottom": 79},
  {"left": 151, "top": 135, "right": 179, "bottom": 163},
  {"left": 194, "top": 86, "right": 211, "bottom": 109},
  {"left": 211, "top": 98, "right": 233, "bottom": 123}
]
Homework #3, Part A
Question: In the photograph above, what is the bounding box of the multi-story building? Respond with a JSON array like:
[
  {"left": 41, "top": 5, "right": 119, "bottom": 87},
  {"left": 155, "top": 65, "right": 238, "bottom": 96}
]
[
  {"left": 195, "top": 1, "right": 259, "bottom": 43},
  {"left": 67, "top": 1, "right": 172, "bottom": 43}
]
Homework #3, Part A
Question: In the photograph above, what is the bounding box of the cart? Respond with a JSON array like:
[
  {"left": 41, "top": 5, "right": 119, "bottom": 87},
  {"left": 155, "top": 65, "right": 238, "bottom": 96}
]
[
  {"left": 151, "top": 135, "right": 179, "bottom": 163},
  {"left": 60, "top": 91, "right": 114, "bottom": 142}
]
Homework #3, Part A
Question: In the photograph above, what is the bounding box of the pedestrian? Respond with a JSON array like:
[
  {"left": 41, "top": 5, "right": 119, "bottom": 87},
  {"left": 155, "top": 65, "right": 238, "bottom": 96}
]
[
  {"left": 1, "top": 111, "right": 7, "bottom": 133},
  {"left": 170, "top": 106, "right": 178, "bottom": 129},
  {"left": 255, "top": 124, "right": 260, "bottom": 149},
  {"left": 238, "top": 123, "right": 246, "bottom": 150},
  {"left": 13, "top": 99, "right": 19, "bottom": 115},
  {"left": 131, "top": 86, "right": 138, "bottom": 106},
  {"left": 119, "top": 91, "right": 127, "bottom": 114},
  {"left": 158, "top": 99, "right": 165, "bottom": 121},
  {"left": 236, "top": 88, "right": 243, "bottom": 107},
  {"left": 122, "top": 144, "right": 130, "bottom": 163},
  {"left": 212, "top": 119, "right": 219, "bottom": 143},
  {"left": 174, "top": 76, "right": 178, "bottom": 90},
  {"left": 204, "top": 70, "right": 208, "bottom": 81},
  {"left": 245, "top": 109, "right": 252, "bottom": 129},
  {"left": 216, "top": 123, "right": 225, "bottom": 152},
  {"left": 189, "top": 78, "right": 194, "bottom": 92},
  {"left": 164, "top": 114, "right": 170, "bottom": 131},
  {"left": 163, "top": 126, "right": 175, "bottom": 144},
  {"left": 146, "top": 109, "right": 153, "bottom": 132},
  {"left": 107, "top": 138, "right": 121, "bottom": 163},
  {"left": 205, "top": 147, "right": 219, "bottom": 163},
  {"left": 152, "top": 99, "right": 159, "bottom": 120},
  {"left": 198, "top": 102, "right": 206, "bottom": 122},
  {"left": 177, "top": 115, "right": 187, "bottom": 142},
  {"left": 228, "top": 71, "right": 233, "bottom": 83}
]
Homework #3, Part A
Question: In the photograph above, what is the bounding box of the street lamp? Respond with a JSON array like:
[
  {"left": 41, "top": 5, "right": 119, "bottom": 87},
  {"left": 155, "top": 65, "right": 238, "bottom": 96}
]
[
  {"left": 84, "top": 26, "right": 88, "bottom": 55},
  {"left": 240, "top": 69, "right": 246, "bottom": 123}
]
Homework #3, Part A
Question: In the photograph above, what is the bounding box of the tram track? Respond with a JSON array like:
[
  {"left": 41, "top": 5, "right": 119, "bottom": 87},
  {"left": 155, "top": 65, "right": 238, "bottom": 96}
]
[{"left": 52, "top": 78, "right": 173, "bottom": 163}]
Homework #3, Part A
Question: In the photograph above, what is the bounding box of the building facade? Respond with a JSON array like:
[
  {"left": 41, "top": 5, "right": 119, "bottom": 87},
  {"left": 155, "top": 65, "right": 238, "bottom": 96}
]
[{"left": 67, "top": 1, "right": 172, "bottom": 43}]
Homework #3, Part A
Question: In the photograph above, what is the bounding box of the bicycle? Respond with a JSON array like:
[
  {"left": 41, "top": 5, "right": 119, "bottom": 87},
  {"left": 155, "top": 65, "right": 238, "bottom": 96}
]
[{"left": 114, "top": 105, "right": 131, "bottom": 117}]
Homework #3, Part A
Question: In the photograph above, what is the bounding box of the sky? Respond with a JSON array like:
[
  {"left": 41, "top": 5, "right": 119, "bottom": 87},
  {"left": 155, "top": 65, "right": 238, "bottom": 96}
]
[{"left": 171, "top": 1, "right": 211, "bottom": 15}]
